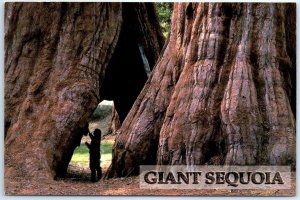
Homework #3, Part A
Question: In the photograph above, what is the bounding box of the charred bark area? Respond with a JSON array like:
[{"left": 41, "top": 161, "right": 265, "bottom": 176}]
[
  {"left": 100, "top": 3, "right": 164, "bottom": 123},
  {"left": 108, "top": 3, "right": 296, "bottom": 178}
]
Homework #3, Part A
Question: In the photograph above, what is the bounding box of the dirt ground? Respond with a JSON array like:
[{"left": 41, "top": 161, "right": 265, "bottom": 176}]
[
  {"left": 4, "top": 136, "right": 297, "bottom": 196},
  {"left": 5, "top": 168, "right": 296, "bottom": 196},
  {"left": 4, "top": 105, "right": 296, "bottom": 196}
]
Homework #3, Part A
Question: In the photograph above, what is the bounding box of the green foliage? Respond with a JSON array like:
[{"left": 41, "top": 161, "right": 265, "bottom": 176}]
[
  {"left": 70, "top": 140, "right": 113, "bottom": 166},
  {"left": 156, "top": 2, "right": 173, "bottom": 38}
]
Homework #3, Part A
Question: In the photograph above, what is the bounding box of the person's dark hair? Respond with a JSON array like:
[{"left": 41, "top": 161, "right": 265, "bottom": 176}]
[{"left": 93, "top": 129, "right": 101, "bottom": 138}]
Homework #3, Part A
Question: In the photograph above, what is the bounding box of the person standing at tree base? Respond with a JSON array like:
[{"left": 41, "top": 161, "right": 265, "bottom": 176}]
[{"left": 85, "top": 129, "right": 102, "bottom": 182}]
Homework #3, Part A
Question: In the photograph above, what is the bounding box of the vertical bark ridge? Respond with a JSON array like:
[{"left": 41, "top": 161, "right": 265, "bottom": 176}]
[
  {"left": 221, "top": 4, "right": 262, "bottom": 165},
  {"left": 259, "top": 4, "right": 295, "bottom": 165},
  {"left": 109, "top": 3, "right": 295, "bottom": 177},
  {"left": 5, "top": 3, "right": 122, "bottom": 179},
  {"left": 5, "top": 2, "right": 165, "bottom": 180},
  {"left": 108, "top": 3, "right": 187, "bottom": 177},
  {"left": 158, "top": 3, "right": 237, "bottom": 165}
]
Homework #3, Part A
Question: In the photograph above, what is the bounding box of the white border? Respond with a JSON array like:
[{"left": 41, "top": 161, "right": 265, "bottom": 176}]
[{"left": 0, "top": 1, "right": 298, "bottom": 200}]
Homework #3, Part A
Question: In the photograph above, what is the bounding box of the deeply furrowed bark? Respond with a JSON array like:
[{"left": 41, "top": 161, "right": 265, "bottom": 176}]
[
  {"left": 5, "top": 2, "right": 163, "bottom": 179},
  {"left": 108, "top": 3, "right": 296, "bottom": 177},
  {"left": 110, "top": 105, "right": 121, "bottom": 135},
  {"left": 5, "top": 2, "right": 122, "bottom": 179}
]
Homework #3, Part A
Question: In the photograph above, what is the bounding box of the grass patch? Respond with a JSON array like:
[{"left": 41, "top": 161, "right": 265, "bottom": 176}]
[{"left": 70, "top": 140, "right": 114, "bottom": 166}]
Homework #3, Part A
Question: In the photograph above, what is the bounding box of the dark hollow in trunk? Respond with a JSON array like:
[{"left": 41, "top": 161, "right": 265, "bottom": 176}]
[
  {"left": 4, "top": 2, "right": 163, "bottom": 180},
  {"left": 100, "top": 4, "right": 164, "bottom": 123}
]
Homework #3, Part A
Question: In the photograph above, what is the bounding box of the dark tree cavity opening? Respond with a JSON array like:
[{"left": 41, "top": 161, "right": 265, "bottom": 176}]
[
  {"left": 100, "top": 4, "right": 163, "bottom": 123},
  {"left": 5, "top": 2, "right": 164, "bottom": 180},
  {"left": 55, "top": 3, "right": 164, "bottom": 178}
]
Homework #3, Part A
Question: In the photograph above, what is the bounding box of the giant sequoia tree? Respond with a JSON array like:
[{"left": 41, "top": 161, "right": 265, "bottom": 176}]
[
  {"left": 5, "top": 2, "right": 296, "bottom": 182},
  {"left": 108, "top": 3, "right": 296, "bottom": 177},
  {"left": 5, "top": 2, "right": 163, "bottom": 179}
]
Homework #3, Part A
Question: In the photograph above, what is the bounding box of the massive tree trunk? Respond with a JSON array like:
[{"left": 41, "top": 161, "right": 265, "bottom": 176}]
[
  {"left": 5, "top": 2, "right": 163, "bottom": 179},
  {"left": 108, "top": 3, "right": 296, "bottom": 178}
]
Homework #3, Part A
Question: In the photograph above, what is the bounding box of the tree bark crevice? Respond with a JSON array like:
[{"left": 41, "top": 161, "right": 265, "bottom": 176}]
[
  {"left": 5, "top": 2, "right": 163, "bottom": 179},
  {"left": 108, "top": 3, "right": 296, "bottom": 178}
]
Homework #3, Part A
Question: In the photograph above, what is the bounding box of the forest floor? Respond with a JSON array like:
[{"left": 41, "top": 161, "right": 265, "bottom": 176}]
[
  {"left": 5, "top": 134, "right": 296, "bottom": 197},
  {"left": 4, "top": 102, "right": 296, "bottom": 196},
  {"left": 4, "top": 171, "right": 296, "bottom": 196}
]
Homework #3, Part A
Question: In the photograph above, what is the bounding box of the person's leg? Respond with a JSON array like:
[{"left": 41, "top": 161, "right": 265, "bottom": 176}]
[
  {"left": 91, "top": 167, "right": 96, "bottom": 182},
  {"left": 96, "top": 166, "right": 102, "bottom": 181}
]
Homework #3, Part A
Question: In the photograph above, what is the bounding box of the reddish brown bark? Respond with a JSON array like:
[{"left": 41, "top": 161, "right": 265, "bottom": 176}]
[
  {"left": 108, "top": 3, "right": 296, "bottom": 178},
  {"left": 5, "top": 2, "right": 163, "bottom": 179},
  {"left": 110, "top": 105, "right": 121, "bottom": 134}
]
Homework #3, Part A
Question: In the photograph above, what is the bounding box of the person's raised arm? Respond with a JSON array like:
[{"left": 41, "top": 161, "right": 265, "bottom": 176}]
[
  {"left": 89, "top": 132, "right": 94, "bottom": 140},
  {"left": 85, "top": 141, "right": 91, "bottom": 149}
]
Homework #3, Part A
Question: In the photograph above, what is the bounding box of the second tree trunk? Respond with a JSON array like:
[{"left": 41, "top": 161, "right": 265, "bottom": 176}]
[{"left": 108, "top": 3, "right": 296, "bottom": 178}]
